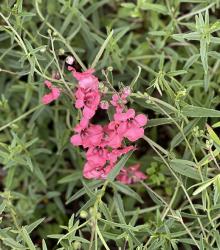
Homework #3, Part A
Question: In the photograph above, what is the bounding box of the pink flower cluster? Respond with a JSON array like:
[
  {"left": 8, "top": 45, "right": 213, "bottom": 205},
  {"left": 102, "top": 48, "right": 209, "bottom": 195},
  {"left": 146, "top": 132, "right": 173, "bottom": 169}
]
[
  {"left": 69, "top": 67, "right": 147, "bottom": 184},
  {"left": 41, "top": 67, "right": 147, "bottom": 184}
]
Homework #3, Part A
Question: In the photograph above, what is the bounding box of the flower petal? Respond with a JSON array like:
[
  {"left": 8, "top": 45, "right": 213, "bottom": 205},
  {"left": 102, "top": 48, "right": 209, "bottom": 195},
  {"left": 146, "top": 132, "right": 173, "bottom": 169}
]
[
  {"left": 70, "top": 134, "right": 82, "bottom": 146},
  {"left": 135, "top": 114, "right": 148, "bottom": 126},
  {"left": 125, "top": 127, "right": 144, "bottom": 142}
]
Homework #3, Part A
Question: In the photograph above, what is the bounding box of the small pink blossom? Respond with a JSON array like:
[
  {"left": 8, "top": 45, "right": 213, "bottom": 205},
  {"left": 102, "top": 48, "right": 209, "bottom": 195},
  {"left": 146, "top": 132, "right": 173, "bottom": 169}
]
[
  {"left": 41, "top": 80, "right": 60, "bottom": 105},
  {"left": 110, "top": 94, "right": 127, "bottom": 113},
  {"left": 121, "top": 86, "right": 131, "bottom": 99},
  {"left": 83, "top": 162, "right": 105, "bottom": 179},
  {"left": 70, "top": 123, "right": 103, "bottom": 148},
  {"left": 83, "top": 162, "right": 113, "bottom": 179},
  {"left": 108, "top": 146, "right": 134, "bottom": 164},
  {"left": 116, "top": 164, "right": 147, "bottom": 184},
  {"left": 114, "top": 109, "right": 147, "bottom": 142},
  {"left": 75, "top": 87, "right": 101, "bottom": 119},
  {"left": 65, "top": 56, "right": 75, "bottom": 65},
  {"left": 105, "top": 121, "right": 123, "bottom": 148},
  {"left": 86, "top": 146, "right": 108, "bottom": 167},
  {"left": 69, "top": 67, "right": 99, "bottom": 89}
]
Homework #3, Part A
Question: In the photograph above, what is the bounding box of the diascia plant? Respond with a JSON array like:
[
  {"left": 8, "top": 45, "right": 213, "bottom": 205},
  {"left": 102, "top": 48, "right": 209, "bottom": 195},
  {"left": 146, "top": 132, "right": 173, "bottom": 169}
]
[
  {"left": 42, "top": 65, "right": 147, "bottom": 184},
  {"left": 2, "top": 0, "right": 220, "bottom": 249}
]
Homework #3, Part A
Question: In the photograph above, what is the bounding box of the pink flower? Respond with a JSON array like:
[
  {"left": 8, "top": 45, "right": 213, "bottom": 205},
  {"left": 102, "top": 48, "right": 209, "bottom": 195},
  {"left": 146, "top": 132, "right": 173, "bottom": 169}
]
[
  {"left": 69, "top": 67, "right": 99, "bottom": 89},
  {"left": 83, "top": 162, "right": 105, "bottom": 179},
  {"left": 83, "top": 162, "right": 113, "bottom": 179},
  {"left": 86, "top": 146, "right": 108, "bottom": 167},
  {"left": 114, "top": 109, "right": 147, "bottom": 142},
  {"left": 70, "top": 122, "right": 103, "bottom": 148},
  {"left": 121, "top": 87, "right": 131, "bottom": 99},
  {"left": 110, "top": 94, "right": 127, "bottom": 113},
  {"left": 116, "top": 164, "right": 147, "bottom": 184},
  {"left": 105, "top": 121, "right": 123, "bottom": 148},
  {"left": 75, "top": 87, "right": 101, "bottom": 119},
  {"left": 108, "top": 146, "right": 134, "bottom": 164},
  {"left": 41, "top": 80, "right": 60, "bottom": 104}
]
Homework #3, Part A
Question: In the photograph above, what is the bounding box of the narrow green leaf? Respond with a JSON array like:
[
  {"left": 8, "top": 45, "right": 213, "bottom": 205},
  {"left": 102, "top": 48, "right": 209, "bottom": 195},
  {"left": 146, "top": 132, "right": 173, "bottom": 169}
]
[
  {"left": 170, "top": 159, "right": 201, "bottom": 180},
  {"left": 58, "top": 171, "right": 82, "bottom": 184},
  {"left": 107, "top": 151, "right": 133, "bottom": 182},
  {"left": 42, "top": 239, "right": 48, "bottom": 250},
  {"left": 91, "top": 30, "right": 114, "bottom": 68},
  {"left": 206, "top": 124, "right": 220, "bottom": 145},
  {"left": 3, "top": 238, "right": 25, "bottom": 249},
  {"left": 182, "top": 105, "right": 220, "bottom": 117},
  {"left": 146, "top": 118, "right": 178, "bottom": 127},
  {"left": 213, "top": 121, "right": 220, "bottom": 128},
  {"left": 198, "top": 149, "right": 219, "bottom": 167},
  {"left": 25, "top": 218, "right": 45, "bottom": 234},
  {"left": 112, "top": 182, "right": 143, "bottom": 203},
  {"left": 140, "top": 3, "right": 168, "bottom": 14},
  {"left": 21, "top": 227, "right": 36, "bottom": 250},
  {"left": 66, "top": 180, "right": 103, "bottom": 204},
  {"left": 193, "top": 179, "right": 215, "bottom": 196},
  {"left": 0, "top": 200, "right": 6, "bottom": 214},
  {"left": 171, "top": 119, "right": 199, "bottom": 148}
]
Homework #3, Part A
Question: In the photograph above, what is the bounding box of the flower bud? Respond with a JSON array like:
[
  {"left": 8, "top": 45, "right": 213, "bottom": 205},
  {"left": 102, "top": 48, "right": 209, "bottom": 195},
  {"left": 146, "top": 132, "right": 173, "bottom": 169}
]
[
  {"left": 206, "top": 139, "right": 213, "bottom": 149},
  {"left": 80, "top": 210, "right": 88, "bottom": 219},
  {"left": 52, "top": 71, "right": 60, "bottom": 80},
  {"left": 122, "top": 86, "right": 131, "bottom": 97},
  {"left": 89, "top": 207, "right": 94, "bottom": 215},
  {"left": 107, "top": 66, "right": 113, "bottom": 72},
  {"left": 72, "top": 241, "right": 81, "bottom": 249},
  {"left": 11, "top": 124, "right": 19, "bottom": 130},
  {"left": 99, "top": 82, "right": 108, "bottom": 94},
  {"left": 99, "top": 82, "right": 104, "bottom": 89},
  {"left": 59, "top": 48, "right": 65, "bottom": 55},
  {"left": 96, "top": 212, "right": 101, "bottom": 219},
  {"left": 40, "top": 47, "right": 46, "bottom": 53},
  {"left": 65, "top": 55, "right": 75, "bottom": 65}
]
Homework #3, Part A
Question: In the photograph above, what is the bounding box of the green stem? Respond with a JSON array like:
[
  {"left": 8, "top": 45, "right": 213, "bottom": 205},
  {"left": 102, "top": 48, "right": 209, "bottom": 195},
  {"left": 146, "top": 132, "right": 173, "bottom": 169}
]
[
  {"left": 0, "top": 104, "right": 43, "bottom": 132},
  {"left": 35, "top": 1, "right": 86, "bottom": 71}
]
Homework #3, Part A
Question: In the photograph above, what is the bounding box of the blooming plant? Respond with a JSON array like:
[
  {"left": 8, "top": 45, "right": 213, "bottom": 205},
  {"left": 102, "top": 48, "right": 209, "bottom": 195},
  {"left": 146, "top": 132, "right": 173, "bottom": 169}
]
[
  {"left": 42, "top": 66, "right": 147, "bottom": 183},
  {"left": 2, "top": 1, "right": 220, "bottom": 249}
]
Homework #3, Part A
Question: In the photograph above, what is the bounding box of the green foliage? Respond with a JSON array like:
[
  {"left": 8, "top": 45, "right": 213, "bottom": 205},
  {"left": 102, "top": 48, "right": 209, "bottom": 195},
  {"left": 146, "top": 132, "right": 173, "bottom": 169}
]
[{"left": 1, "top": 0, "right": 220, "bottom": 249}]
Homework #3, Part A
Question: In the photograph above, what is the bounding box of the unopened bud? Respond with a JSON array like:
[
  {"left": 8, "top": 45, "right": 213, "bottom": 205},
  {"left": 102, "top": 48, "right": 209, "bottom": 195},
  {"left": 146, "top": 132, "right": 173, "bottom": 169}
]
[
  {"left": 107, "top": 66, "right": 113, "bottom": 72},
  {"left": 40, "top": 47, "right": 46, "bottom": 53},
  {"left": 59, "top": 48, "right": 65, "bottom": 55},
  {"left": 11, "top": 124, "right": 19, "bottom": 130},
  {"left": 122, "top": 86, "right": 131, "bottom": 97},
  {"left": 99, "top": 82, "right": 108, "bottom": 94},
  {"left": 72, "top": 241, "right": 81, "bottom": 249},
  {"left": 52, "top": 71, "right": 60, "bottom": 80},
  {"left": 206, "top": 139, "right": 213, "bottom": 149},
  {"left": 89, "top": 207, "right": 94, "bottom": 215},
  {"left": 65, "top": 55, "right": 75, "bottom": 65},
  {"left": 96, "top": 212, "right": 101, "bottom": 219},
  {"left": 80, "top": 210, "right": 88, "bottom": 219}
]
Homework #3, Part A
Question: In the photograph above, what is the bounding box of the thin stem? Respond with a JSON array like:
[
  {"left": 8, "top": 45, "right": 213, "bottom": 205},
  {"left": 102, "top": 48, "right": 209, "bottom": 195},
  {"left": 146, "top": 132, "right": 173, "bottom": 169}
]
[
  {"left": 0, "top": 104, "right": 43, "bottom": 132},
  {"left": 143, "top": 135, "right": 207, "bottom": 243},
  {"left": 35, "top": 1, "right": 87, "bottom": 71},
  {"left": 177, "top": 3, "right": 215, "bottom": 21},
  {"left": 49, "top": 34, "right": 73, "bottom": 98}
]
